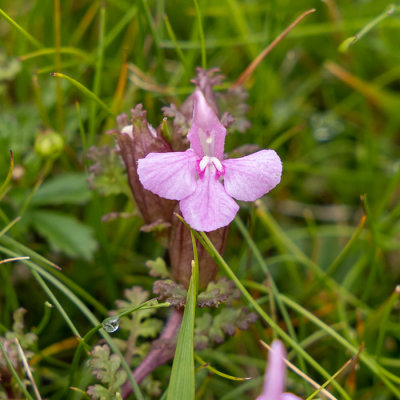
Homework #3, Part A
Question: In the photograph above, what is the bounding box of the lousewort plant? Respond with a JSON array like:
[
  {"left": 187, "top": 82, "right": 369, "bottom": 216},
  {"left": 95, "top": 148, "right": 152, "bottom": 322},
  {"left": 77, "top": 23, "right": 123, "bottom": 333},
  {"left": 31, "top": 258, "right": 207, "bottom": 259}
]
[
  {"left": 103, "top": 70, "right": 267, "bottom": 397},
  {"left": 138, "top": 88, "right": 282, "bottom": 232}
]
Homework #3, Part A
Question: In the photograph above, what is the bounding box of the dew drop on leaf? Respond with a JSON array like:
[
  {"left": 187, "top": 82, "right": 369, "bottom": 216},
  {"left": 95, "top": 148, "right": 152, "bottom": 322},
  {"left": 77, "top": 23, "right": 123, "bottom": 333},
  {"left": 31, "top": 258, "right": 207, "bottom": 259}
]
[{"left": 102, "top": 317, "right": 120, "bottom": 333}]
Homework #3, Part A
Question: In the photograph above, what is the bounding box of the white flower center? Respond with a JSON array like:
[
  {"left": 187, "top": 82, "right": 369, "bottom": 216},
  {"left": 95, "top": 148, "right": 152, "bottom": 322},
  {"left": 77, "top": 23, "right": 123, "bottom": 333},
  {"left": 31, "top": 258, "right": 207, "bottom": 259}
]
[{"left": 199, "top": 156, "right": 223, "bottom": 173}]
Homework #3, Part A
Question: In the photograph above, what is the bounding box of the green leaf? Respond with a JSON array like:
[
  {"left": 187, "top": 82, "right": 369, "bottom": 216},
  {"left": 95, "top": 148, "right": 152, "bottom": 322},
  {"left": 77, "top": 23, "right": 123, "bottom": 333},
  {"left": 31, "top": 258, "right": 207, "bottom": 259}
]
[
  {"left": 197, "top": 277, "right": 240, "bottom": 308},
  {"left": 112, "top": 287, "right": 163, "bottom": 358},
  {"left": 30, "top": 210, "right": 97, "bottom": 261},
  {"left": 86, "top": 384, "right": 110, "bottom": 400},
  {"left": 167, "top": 262, "right": 197, "bottom": 400},
  {"left": 87, "top": 345, "right": 127, "bottom": 400},
  {"left": 5, "top": 308, "right": 37, "bottom": 348},
  {"left": 141, "top": 375, "right": 162, "bottom": 398},
  {"left": 87, "top": 145, "right": 129, "bottom": 196},
  {"left": 153, "top": 279, "right": 187, "bottom": 307},
  {"left": 30, "top": 173, "right": 91, "bottom": 205},
  {"left": 145, "top": 257, "right": 170, "bottom": 279}
]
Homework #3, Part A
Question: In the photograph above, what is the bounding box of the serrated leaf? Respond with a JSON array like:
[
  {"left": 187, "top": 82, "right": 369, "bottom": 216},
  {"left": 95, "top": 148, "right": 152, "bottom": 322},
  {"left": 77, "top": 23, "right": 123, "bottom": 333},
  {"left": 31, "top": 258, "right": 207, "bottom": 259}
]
[
  {"left": 141, "top": 375, "right": 162, "bottom": 397},
  {"left": 87, "top": 345, "right": 127, "bottom": 400},
  {"left": 115, "top": 287, "right": 156, "bottom": 323},
  {"left": 89, "top": 345, "right": 114, "bottom": 382},
  {"left": 197, "top": 278, "right": 240, "bottom": 308},
  {"left": 111, "top": 287, "right": 162, "bottom": 362},
  {"left": 87, "top": 145, "right": 129, "bottom": 196},
  {"left": 116, "top": 287, "right": 150, "bottom": 309},
  {"left": 5, "top": 308, "right": 37, "bottom": 349},
  {"left": 137, "top": 319, "right": 164, "bottom": 339},
  {"left": 194, "top": 313, "right": 213, "bottom": 350},
  {"left": 195, "top": 307, "right": 258, "bottom": 346},
  {"left": 114, "top": 369, "right": 127, "bottom": 388},
  {"left": 145, "top": 257, "right": 170, "bottom": 278},
  {"left": 30, "top": 210, "right": 97, "bottom": 261},
  {"left": 133, "top": 342, "right": 151, "bottom": 359},
  {"left": 194, "top": 334, "right": 209, "bottom": 350},
  {"left": 87, "top": 384, "right": 110, "bottom": 399},
  {"left": 195, "top": 313, "right": 213, "bottom": 331},
  {"left": 209, "top": 318, "right": 225, "bottom": 343},
  {"left": 30, "top": 173, "right": 91, "bottom": 205},
  {"left": 153, "top": 280, "right": 187, "bottom": 307}
]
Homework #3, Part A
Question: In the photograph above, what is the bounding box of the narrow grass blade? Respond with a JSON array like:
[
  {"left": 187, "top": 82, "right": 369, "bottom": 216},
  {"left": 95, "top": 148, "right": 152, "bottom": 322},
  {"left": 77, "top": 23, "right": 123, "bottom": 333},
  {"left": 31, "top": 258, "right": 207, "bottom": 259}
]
[
  {"left": 0, "top": 256, "right": 29, "bottom": 265},
  {"left": 0, "top": 216, "right": 20, "bottom": 238},
  {"left": 33, "top": 302, "right": 54, "bottom": 336},
  {"left": 375, "top": 287, "right": 400, "bottom": 360},
  {"left": 0, "top": 245, "right": 144, "bottom": 399},
  {"left": 88, "top": 2, "right": 106, "bottom": 145},
  {"left": 68, "top": 1, "right": 100, "bottom": 46},
  {"left": 324, "top": 214, "right": 366, "bottom": 277},
  {"left": 50, "top": 72, "right": 114, "bottom": 117},
  {"left": 33, "top": 75, "right": 51, "bottom": 127},
  {"left": 0, "top": 340, "right": 34, "bottom": 400},
  {"left": 141, "top": 0, "right": 165, "bottom": 74},
  {"left": 0, "top": 151, "right": 14, "bottom": 201},
  {"left": 305, "top": 350, "right": 360, "bottom": 400},
  {"left": 281, "top": 294, "right": 400, "bottom": 397},
  {"left": 14, "top": 338, "right": 42, "bottom": 400},
  {"left": 339, "top": 4, "right": 396, "bottom": 52},
  {"left": 167, "top": 242, "right": 199, "bottom": 400},
  {"left": 103, "top": 5, "right": 137, "bottom": 50},
  {"left": 193, "top": 0, "right": 206, "bottom": 69},
  {"left": 109, "top": 54, "right": 128, "bottom": 117},
  {"left": 195, "top": 230, "right": 352, "bottom": 399},
  {"left": 233, "top": 9, "right": 316, "bottom": 87},
  {"left": 30, "top": 268, "right": 82, "bottom": 339},
  {"left": 0, "top": 8, "right": 42, "bottom": 49},
  {"left": 164, "top": 13, "right": 190, "bottom": 77},
  {"left": 260, "top": 340, "right": 337, "bottom": 400},
  {"left": 255, "top": 202, "right": 366, "bottom": 309},
  {"left": 234, "top": 217, "right": 305, "bottom": 370},
  {"left": 54, "top": 0, "right": 64, "bottom": 132},
  {"left": 0, "top": 235, "right": 107, "bottom": 314},
  {"left": 19, "top": 47, "right": 89, "bottom": 61},
  {"left": 195, "top": 354, "right": 252, "bottom": 381},
  {"left": 75, "top": 101, "right": 87, "bottom": 155}
]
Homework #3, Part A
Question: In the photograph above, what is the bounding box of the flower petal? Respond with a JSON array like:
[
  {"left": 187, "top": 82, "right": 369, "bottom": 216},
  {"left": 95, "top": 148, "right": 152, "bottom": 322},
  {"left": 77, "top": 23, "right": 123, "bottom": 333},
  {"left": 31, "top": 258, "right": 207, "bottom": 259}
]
[
  {"left": 179, "top": 166, "right": 239, "bottom": 232},
  {"left": 258, "top": 340, "right": 286, "bottom": 400},
  {"left": 187, "top": 89, "right": 226, "bottom": 159},
  {"left": 138, "top": 149, "right": 198, "bottom": 200},
  {"left": 281, "top": 393, "right": 302, "bottom": 400},
  {"left": 223, "top": 150, "right": 282, "bottom": 202}
]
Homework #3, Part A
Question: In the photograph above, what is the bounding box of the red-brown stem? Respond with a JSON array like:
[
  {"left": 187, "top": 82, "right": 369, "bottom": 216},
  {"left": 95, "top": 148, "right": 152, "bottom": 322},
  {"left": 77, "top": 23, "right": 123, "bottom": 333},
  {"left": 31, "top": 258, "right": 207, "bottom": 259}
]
[{"left": 122, "top": 308, "right": 183, "bottom": 399}]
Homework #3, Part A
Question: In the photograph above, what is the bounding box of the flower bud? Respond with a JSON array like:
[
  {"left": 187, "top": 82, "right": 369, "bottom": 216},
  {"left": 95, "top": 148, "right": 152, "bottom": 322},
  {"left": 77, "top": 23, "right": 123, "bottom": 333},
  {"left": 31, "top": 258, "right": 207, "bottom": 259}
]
[
  {"left": 34, "top": 131, "right": 64, "bottom": 158},
  {"left": 111, "top": 105, "right": 176, "bottom": 226},
  {"left": 169, "top": 207, "right": 229, "bottom": 289}
]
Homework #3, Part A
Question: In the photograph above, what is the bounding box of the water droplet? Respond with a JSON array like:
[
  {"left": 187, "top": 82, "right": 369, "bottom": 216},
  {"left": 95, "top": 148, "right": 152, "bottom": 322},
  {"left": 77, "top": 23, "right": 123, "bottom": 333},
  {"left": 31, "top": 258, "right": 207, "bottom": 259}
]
[
  {"left": 310, "top": 112, "right": 344, "bottom": 142},
  {"left": 102, "top": 317, "right": 120, "bottom": 333}
]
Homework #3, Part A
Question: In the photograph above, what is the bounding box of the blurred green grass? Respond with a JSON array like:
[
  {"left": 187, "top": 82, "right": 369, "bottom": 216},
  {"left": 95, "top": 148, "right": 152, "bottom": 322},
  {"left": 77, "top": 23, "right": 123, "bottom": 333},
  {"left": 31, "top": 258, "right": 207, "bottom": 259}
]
[{"left": 1, "top": 0, "right": 400, "bottom": 399}]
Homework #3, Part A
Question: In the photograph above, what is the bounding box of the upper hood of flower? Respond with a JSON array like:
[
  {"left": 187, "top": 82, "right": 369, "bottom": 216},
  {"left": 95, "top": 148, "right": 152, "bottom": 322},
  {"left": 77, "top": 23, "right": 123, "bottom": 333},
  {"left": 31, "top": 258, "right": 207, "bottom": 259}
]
[{"left": 187, "top": 89, "right": 226, "bottom": 160}]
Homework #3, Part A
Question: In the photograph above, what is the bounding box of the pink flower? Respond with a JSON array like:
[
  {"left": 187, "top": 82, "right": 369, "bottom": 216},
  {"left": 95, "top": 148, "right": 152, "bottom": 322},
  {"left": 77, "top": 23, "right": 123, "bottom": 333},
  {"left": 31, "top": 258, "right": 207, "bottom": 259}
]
[
  {"left": 257, "top": 341, "right": 302, "bottom": 400},
  {"left": 138, "top": 89, "right": 282, "bottom": 232}
]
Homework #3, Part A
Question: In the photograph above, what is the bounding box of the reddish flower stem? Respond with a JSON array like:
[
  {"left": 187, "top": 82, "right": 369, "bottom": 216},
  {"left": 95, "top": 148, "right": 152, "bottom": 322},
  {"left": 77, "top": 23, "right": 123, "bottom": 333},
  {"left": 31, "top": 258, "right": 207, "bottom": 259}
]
[{"left": 122, "top": 308, "right": 183, "bottom": 399}]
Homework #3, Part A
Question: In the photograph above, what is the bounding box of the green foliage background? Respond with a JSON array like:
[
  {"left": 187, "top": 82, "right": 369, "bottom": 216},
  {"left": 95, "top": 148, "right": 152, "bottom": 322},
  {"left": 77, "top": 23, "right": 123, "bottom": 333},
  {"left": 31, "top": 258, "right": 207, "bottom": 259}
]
[{"left": 0, "top": 0, "right": 400, "bottom": 399}]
